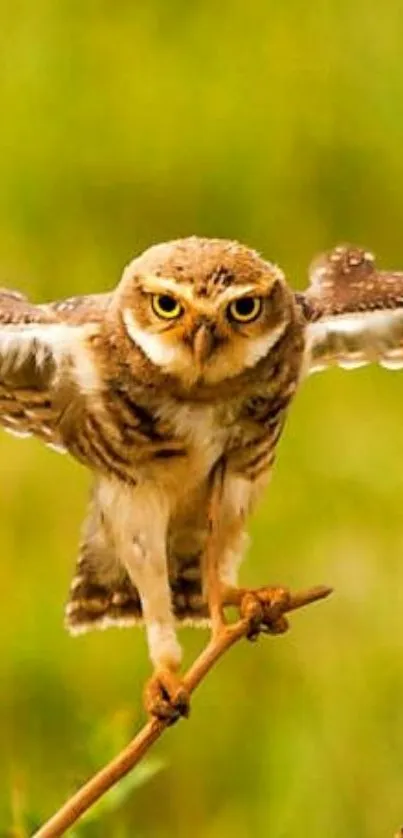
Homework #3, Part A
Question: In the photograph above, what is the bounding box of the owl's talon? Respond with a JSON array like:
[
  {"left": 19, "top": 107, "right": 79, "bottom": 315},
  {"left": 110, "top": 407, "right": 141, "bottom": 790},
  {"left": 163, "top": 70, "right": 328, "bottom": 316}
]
[
  {"left": 144, "top": 669, "right": 190, "bottom": 724},
  {"left": 240, "top": 591, "right": 264, "bottom": 640},
  {"left": 239, "top": 586, "right": 290, "bottom": 640},
  {"left": 260, "top": 613, "right": 289, "bottom": 635}
]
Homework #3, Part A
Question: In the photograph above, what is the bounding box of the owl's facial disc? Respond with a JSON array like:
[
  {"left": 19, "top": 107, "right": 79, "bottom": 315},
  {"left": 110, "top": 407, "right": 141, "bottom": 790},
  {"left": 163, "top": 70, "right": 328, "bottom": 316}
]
[
  {"left": 122, "top": 281, "right": 288, "bottom": 386},
  {"left": 118, "top": 238, "right": 292, "bottom": 386}
]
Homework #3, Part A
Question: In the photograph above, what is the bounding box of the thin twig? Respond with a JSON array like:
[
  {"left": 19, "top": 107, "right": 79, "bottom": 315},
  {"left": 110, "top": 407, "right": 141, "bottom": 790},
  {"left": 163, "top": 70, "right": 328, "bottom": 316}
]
[{"left": 32, "top": 584, "right": 331, "bottom": 838}]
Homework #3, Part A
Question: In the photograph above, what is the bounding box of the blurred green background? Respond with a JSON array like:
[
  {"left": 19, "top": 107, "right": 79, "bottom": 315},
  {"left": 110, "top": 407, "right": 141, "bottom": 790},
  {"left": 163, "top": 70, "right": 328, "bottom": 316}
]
[{"left": 1, "top": 0, "right": 403, "bottom": 835}]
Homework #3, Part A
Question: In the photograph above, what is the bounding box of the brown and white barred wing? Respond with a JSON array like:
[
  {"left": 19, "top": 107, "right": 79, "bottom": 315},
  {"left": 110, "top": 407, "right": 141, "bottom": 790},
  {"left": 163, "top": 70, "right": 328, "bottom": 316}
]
[
  {"left": 302, "top": 245, "right": 403, "bottom": 373},
  {"left": 0, "top": 290, "right": 98, "bottom": 449}
]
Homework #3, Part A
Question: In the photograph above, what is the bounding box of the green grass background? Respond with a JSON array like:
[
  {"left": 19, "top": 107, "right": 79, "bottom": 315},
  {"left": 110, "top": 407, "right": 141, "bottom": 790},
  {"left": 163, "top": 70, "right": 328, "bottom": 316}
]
[{"left": 1, "top": 1, "right": 403, "bottom": 835}]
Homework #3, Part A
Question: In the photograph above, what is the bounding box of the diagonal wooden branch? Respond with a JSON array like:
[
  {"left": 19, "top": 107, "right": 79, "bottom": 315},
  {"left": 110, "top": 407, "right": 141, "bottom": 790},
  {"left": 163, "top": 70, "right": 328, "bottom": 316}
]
[{"left": 32, "top": 583, "right": 331, "bottom": 838}]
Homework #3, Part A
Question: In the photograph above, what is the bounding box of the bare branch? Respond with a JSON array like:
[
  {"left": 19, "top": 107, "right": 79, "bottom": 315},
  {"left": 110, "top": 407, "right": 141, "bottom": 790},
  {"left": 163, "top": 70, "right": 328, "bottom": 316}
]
[{"left": 32, "top": 584, "right": 331, "bottom": 838}]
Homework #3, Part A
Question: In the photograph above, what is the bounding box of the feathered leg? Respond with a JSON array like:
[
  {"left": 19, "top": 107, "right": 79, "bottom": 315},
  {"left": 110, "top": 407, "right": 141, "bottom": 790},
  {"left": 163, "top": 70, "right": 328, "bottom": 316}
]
[
  {"left": 97, "top": 479, "right": 190, "bottom": 723},
  {"left": 203, "top": 462, "right": 227, "bottom": 637},
  {"left": 205, "top": 460, "right": 289, "bottom": 639}
]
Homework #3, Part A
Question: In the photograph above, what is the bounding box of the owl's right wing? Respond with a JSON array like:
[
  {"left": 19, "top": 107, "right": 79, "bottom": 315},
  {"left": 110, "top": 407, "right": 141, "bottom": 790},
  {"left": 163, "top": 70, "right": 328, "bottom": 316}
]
[
  {"left": 300, "top": 245, "right": 403, "bottom": 374},
  {"left": 0, "top": 289, "right": 103, "bottom": 450}
]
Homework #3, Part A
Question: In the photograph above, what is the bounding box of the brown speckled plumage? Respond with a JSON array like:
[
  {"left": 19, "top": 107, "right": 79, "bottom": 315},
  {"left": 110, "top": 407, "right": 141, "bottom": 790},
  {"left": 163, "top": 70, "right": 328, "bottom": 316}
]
[
  {"left": 306, "top": 244, "right": 403, "bottom": 371},
  {"left": 1, "top": 238, "right": 403, "bottom": 675}
]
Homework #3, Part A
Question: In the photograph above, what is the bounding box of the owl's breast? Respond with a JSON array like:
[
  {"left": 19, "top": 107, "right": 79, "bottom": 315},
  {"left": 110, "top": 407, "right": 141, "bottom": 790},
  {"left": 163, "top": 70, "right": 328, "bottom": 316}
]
[{"left": 148, "top": 399, "right": 229, "bottom": 497}]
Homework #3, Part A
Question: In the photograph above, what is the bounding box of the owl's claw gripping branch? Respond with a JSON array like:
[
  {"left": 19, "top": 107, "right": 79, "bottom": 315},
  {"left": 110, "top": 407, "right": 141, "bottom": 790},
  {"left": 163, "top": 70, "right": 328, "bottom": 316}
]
[
  {"left": 143, "top": 668, "right": 190, "bottom": 724},
  {"left": 221, "top": 583, "right": 331, "bottom": 640},
  {"left": 239, "top": 587, "right": 290, "bottom": 640}
]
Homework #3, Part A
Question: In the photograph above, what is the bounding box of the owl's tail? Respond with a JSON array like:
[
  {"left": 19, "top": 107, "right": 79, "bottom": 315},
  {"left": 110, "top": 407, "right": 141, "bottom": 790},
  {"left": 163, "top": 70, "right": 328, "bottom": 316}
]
[{"left": 64, "top": 488, "right": 210, "bottom": 635}]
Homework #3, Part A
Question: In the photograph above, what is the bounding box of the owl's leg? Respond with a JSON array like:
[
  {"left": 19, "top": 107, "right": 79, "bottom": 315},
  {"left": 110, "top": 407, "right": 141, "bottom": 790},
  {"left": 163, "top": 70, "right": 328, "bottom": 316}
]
[
  {"left": 125, "top": 535, "right": 189, "bottom": 723},
  {"left": 101, "top": 481, "right": 189, "bottom": 724},
  {"left": 204, "top": 462, "right": 227, "bottom": 636},
  {"left": 207, "top": 465, "right": 289, "bottom": 639},
  {"left": 204, "top": 464, "right": 252, "bottom": 636}
]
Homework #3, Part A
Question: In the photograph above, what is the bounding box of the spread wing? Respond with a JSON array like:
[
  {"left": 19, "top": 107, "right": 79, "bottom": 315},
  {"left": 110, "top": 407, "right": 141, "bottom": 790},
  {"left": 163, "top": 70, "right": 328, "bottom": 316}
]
[
  {"left": 300, "top": 245, "right": 403, "bottom": 374},
  {"left": 0, "top": 288, "right": 108, "bottom": 450}
]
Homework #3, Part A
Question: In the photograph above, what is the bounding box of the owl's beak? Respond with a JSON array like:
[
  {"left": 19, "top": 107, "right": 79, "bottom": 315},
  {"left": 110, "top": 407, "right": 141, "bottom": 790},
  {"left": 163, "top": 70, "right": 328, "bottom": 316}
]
[{"left": 192, "top": 322, "right": 215, "bottom": 364}]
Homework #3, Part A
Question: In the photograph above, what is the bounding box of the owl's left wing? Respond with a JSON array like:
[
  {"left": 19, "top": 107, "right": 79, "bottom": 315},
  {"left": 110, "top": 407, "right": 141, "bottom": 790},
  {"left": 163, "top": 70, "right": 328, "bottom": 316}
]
[
  {"left": 0, "top": 289, "right": 102, "bottom": 449},
  {"left": 300, "top": 245, "right": 403, "bottom": 374}
]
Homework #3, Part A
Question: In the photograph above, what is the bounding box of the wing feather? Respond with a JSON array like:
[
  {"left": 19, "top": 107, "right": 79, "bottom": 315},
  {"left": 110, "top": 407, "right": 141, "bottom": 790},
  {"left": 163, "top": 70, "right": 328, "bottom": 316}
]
[
  {"left": 301, "top": 245, "right": 403, "bottom": 373},
  {"left": 0, "top": 288, "right": 101, "bottom": 448}
]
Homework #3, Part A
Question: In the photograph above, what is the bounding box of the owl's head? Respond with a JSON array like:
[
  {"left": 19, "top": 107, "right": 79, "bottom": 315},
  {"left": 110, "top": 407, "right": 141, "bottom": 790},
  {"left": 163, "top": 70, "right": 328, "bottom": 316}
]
[{"left": 114, "top": 237, "right": 294, "bottom": 387}]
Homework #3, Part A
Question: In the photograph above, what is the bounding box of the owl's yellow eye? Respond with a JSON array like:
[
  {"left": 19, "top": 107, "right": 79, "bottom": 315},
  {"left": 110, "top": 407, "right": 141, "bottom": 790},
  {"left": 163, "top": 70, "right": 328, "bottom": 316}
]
[
  {"left": 152, "top": 294, "right": 183, "bottom": 320},
  {"left": 227, "top": 296, "right": 262, "bottom": 323}
]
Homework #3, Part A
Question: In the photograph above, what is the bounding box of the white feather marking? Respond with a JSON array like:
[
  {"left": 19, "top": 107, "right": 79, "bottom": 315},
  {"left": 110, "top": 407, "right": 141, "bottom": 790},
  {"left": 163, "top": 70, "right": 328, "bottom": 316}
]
[
  {"left": 70, "top": 575, "right": 85, "bottom": 591},
  {"left": 39, "top": 425, "right": 52, "bottom": 436},
  {"left": 337, "top": 359, "right": 368, "bottom": 370},
  {"left": 306, "top": 308, "right": 403, "bottom": 373},
  {"left": 380, "top": 358, "right": 403, "bottom": 370},
  {"left": 65, "top": 601, "right": 79, "bottom": 616},
  {"left": 180, "top": 617, "right": 210, "bottom": 629},
  {"left": 46, "top": 441, "right": 67, "bottom": 453},
  {"left": 214, "top": 284, "right": 264, "bottom": 303},
  {"left": 0, "top": 324, "right": 68, "bottom": 372},
  {"left": 122, "top": 308, "right": 184, "bottom": 369},
  {"left": 309, "top": 309, "right": 403, "bottom": 338},
  {"left": 2, "top": 414, "right": 20, "bottom": 425},
  {"left": 3, "top": 426, "right": 32, "bottom": 439},
  {"left": 138, "top": 275, "right": 195, "bottom": 303},
  {"left": 71, "top": 334, "right": 101, "bottom": 394},
  {"left": 0, "top": 323, "right": 99, "bottom": 387},
  {"left": 240, "top": 321, "right": 287, "bottom": 369},
  {"left": 66, "top": 612, "right": 210, "bottom": 635},
  {"left": 66, "top": 614, "right": 142, "bottom": 635}
]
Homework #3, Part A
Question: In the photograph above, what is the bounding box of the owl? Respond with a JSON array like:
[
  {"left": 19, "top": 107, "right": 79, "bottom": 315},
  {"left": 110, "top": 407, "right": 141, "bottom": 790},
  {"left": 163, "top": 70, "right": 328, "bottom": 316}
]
[{"left": 1, "top": 238, "right": 403, "bottom": 722}]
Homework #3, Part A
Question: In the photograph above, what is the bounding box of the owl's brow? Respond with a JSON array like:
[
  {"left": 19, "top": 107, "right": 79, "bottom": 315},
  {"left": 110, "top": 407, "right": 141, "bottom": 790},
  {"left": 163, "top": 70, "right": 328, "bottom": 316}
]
[
  {"left": 140, "top": 275, "right": 194, "bottom": 302},
  {"left": 214, "top": 284, "right": 266, "bottom": 303},
  {"left": 140, "top": 275, "right": 277, "bottom": 306}
]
